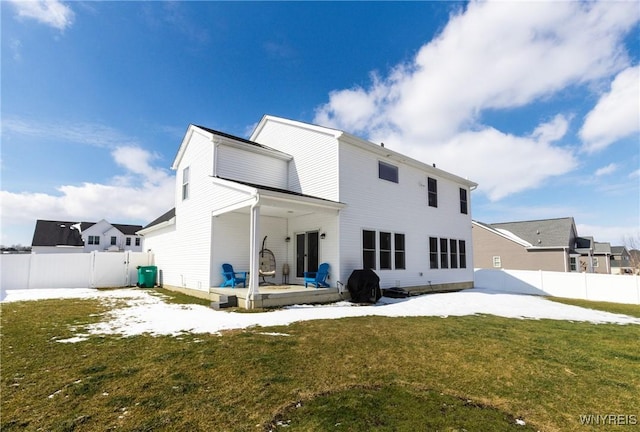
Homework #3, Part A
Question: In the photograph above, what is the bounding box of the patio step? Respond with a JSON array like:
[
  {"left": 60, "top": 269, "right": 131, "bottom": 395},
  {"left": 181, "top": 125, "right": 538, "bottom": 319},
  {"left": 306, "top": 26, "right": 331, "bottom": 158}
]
[{"left": 209, "top": 292, "right": 238, "bottom": 309}]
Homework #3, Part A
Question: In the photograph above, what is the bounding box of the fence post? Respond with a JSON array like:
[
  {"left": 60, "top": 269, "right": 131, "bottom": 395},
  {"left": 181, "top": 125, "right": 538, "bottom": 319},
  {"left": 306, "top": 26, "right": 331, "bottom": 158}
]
[
  {"left": 124, "top": 251, "right": 131, "bottom": 287},
  {"left": 90, "top": 251, "right": 96, "bottom": 289}
]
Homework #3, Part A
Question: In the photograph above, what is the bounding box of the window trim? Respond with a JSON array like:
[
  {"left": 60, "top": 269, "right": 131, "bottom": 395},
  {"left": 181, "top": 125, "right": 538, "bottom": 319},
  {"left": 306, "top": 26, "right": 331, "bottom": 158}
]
[
  {"left": 394, "top": 233, "right": 406, "bottom": 270},
  {"left": 460, "top": 188, "right": 468, "bottom": 214},
  {"left": 182, "top": 166, "right": 190, "bottom": 201},
  {"left": 429, "top": 237, "right": 439, "bottom": 269},
  {"left": 378, "top": 161, "right": 399, "bottom": 183},
  {"left": 428, "top": 177, "right": 438, "bottom": 207},
  {"left": 379, "top": 231, "right": 392, "bottom": 270},
  {"left": 362, "top": 230, "right": 377, "bottom": 270}
]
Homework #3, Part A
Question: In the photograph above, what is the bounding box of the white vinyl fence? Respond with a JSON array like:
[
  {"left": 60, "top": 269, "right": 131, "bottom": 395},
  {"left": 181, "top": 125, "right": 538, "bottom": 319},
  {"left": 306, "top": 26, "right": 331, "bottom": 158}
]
[
  {"left": 1, "top": 251, "right": 154, "bottom": 291},
  {"left": 475, "top": 268, "right": 640, "bottom": 305}
]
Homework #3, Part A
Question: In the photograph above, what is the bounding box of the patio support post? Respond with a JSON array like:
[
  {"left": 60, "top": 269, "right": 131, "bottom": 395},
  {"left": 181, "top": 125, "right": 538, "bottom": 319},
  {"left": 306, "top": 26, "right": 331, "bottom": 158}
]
[{"left": 247, "top": 200, "right": 261, "bottom": 308}]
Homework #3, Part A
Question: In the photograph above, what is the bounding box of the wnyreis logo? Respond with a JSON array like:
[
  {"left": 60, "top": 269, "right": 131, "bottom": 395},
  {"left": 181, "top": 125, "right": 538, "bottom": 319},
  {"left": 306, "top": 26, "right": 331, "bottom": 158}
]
[{"left": 579, "top": 414, "right": 637, "bottom": 426}]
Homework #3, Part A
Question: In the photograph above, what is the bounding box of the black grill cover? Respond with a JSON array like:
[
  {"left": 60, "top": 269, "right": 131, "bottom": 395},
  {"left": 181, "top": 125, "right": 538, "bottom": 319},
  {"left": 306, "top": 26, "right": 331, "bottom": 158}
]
[{"left": 347, "top": 269, "right": 381, "bottom": 304}]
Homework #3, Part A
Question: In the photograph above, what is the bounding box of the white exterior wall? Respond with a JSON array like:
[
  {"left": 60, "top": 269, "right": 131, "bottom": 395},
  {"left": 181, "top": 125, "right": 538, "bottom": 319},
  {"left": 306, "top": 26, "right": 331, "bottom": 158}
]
[
  {"left": 337, "top": 141, "right": 474, "bottom": 289},
  {"left": 169, "top": 128, "right": 217, "bottom": 293},
  {"left": 252, "top": 119, "right": 340, "bottom": 201},
  {"left": 142, "top": 223, "right": 181, "bottom": 287},
  {"left": 216, "top": 144, "right": 288, "bottom": 189},
  {"left": 211, "top": 213, "right": 288, "bottom": 286},
  {"left": 82, "top": 220, "right": 142, "bottom": 252},
  {"left": 287, "top": 212, "right": 340, "bottom": 286}
]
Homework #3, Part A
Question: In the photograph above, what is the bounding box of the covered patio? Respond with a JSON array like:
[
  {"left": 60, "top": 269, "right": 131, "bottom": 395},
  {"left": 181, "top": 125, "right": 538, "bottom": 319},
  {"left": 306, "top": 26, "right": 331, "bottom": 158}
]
[{"left": 209, "top": 177, "right": 345, "bottom": 309}]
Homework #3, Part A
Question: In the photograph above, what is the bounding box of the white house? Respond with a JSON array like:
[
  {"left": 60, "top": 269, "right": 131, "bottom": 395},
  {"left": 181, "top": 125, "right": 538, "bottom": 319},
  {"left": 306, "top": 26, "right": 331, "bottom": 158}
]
[
  {"left": 31, "top": 219, "right": 143, "bottom": 253},
  {"left": 140, "top": 116, "right": 477, "bottom": 307}
]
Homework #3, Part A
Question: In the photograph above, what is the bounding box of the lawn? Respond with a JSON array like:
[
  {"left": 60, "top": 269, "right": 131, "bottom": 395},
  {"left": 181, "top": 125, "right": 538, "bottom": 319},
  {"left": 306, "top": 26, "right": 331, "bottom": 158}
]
[{"left": 2, "top": 293, "right": 639, "bottom": 431}]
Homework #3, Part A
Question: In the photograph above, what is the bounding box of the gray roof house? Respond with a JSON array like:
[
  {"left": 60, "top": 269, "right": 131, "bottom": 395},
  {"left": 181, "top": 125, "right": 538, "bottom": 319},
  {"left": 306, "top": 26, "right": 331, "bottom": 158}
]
[
  {"left": 472, "top": 217, "right": 611, "bottom": 273},
  {"left": 32, "top": 219, "right": 144, "bottom": 253}
]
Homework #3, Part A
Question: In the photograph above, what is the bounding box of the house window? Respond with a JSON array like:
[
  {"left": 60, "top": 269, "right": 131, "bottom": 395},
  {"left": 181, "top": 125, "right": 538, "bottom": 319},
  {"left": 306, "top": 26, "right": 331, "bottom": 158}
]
[
  {"left": 570, "top": 256, "right": 577, "bottom": 271},
  {"left": 182, "top": 166, "right": 190, "bottom": 200},
  {"left": 429, "top": 237, "right": 439, "bottom": 269},
  {"left": 363, "top": 230, "right": 376, "bottom": 269},
  {"left": 395, "top": 233, "right": 406, "bottom": 269},
  {"left": 379, "top": 232, "right": 392, "bottom": 270},
  {"left": 428, "top": 177, "right": 438, "bottom": 207},
  {"left": 493, "top": 256, "right": 502, "bottom": 268},
  {"left": 378, "top": 161, "right": 398, "bottom": 183},
  {"left": 126, "top": 237, "right": 131, "bottom": 246},
  {"left": 110, "top": 236, "right": 117, "bottom": 246},
  {"left": 592, "top": 257, "right": 599, "bottom": 268},
  {"left": 135, "top": 237, "right": 140, "bottom": 247},
  {"left": 460, "top": 188, "right": 468, "bottom": 214},
  {"left": 459, "top": 240, "right": 466, "bottom": 269},
  {"left": 440, "top": 238, "right": 448, "bottom": 268},
  {"left": 449, "top": 239, "right": 458, "bottom": 269},
  {"left": 88, "top": 236, "right": 100, "bottom": 245}
]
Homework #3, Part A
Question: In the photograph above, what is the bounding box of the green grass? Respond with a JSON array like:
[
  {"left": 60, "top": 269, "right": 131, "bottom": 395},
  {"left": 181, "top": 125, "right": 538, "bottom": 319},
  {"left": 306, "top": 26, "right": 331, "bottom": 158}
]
[
  {"left": 547, "top": 297, "right": 640, "bottom": 318},
  {"left": 2, "top": 295, "right": 639, "bottom": 431}
]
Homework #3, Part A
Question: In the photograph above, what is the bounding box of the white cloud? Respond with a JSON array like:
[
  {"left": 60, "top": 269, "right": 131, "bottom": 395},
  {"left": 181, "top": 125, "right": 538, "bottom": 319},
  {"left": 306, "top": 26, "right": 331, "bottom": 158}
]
[
  {"left": 580, "top": 65, "right": 640, "bottom": 153},
  {"left": 595, "top": 163, "right": 618, "bottom": 177},
  {"left": 0, "top": 146, "right": 175, "bottom": 244},
  {"left": 314, "top": 0, "right": 639, "bottom": 200},
  {"left": 577, "top": 224, "right": 640, "bottom": 246},
  {"left": 8, "top": 0, "right": 75, "bottom": 31}
]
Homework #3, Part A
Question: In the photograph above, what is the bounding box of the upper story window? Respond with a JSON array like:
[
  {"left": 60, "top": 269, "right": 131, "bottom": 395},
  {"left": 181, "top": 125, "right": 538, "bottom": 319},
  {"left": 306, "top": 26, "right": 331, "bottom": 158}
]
[
  {"left": 428, "top": 177, "right": 438, "bottom": 207},
  {"left": 460, "top": 188, "right": 468, "bottom": 214},
  {"left": 126, "top": 237, "right": 131, "bottom": 246},
  {"left": 182, "top": 166, "right": 190, "bottom": 200},
  {"left": 88, "top": 236, "right": 100, "bottom": 245},
  {"left": 378, "top": 161, "right": 398, "bottom": 183},
  {"left": 135, "top": 237, "right": 141, "bottom": 246}
]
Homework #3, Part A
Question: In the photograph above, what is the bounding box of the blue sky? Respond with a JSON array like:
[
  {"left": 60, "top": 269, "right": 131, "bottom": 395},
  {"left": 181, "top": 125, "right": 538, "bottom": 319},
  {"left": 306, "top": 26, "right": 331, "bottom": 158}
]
[{"left": 1, "top": 0, "right": 639, "bottom": 247}]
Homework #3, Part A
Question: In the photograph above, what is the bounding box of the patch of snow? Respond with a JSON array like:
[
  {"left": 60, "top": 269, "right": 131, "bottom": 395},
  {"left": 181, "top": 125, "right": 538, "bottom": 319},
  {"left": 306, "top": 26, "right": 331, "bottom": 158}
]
[{"left": 2, "top": 287, "right": 639, "bottom": 342}]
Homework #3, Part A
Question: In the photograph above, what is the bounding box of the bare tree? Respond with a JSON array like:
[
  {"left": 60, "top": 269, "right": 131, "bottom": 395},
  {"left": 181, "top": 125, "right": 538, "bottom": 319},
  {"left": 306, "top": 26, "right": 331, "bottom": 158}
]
[{"left": 622, "top": 233, "right": 640, "bottom": 275}]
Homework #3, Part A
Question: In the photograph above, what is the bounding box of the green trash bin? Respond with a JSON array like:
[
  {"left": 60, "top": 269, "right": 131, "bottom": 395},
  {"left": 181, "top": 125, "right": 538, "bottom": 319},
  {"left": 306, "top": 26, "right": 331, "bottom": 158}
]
[{"left": 137, "top": 266, "right": 157, "bottom": 288}]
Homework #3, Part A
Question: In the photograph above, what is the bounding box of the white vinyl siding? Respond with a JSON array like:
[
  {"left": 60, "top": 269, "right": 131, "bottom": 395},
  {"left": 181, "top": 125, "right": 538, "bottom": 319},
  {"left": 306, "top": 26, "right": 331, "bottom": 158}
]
[
  {"left": 251, "top": 119, "right": 339, "bottom": 201},
  {"left": 339, "top": 140, "right": 474, "bottom": 288},
  {"left": 216, "top": 144, "right": 288, "bottom": 189}
]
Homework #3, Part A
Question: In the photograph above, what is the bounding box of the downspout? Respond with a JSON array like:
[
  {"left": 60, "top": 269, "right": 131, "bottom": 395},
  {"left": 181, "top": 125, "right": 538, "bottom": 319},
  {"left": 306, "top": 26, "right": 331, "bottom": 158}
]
[{"left": 247, "top": 192, "right": 261, "bottom": 309}]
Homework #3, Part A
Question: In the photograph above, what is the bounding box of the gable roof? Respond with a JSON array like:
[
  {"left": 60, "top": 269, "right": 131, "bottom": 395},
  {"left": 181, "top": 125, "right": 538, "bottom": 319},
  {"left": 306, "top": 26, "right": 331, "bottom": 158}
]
[
  {"left": 489, "top": 217, "right": 577, "bottom": 248},
  {"left": 172, "top": 124, "right": 291, "bottom": 170},
  {"left": 142, "top": 208, "right": 176, "bottom": 230},
  {"left": 32, "top": 220, "right": 84, "bottom": 247},
  {"left": 112, "top": 224, "right": 144, "bottom": 236},
  {"left": 251, "top": 115, "right": 478, "bottom": 188}
]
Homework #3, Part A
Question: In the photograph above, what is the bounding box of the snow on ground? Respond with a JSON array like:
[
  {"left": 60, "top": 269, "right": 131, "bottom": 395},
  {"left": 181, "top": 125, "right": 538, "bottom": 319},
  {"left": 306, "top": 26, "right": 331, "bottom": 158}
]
[{"left": 1, "top": 287, "right": 639, "bottom": 342}]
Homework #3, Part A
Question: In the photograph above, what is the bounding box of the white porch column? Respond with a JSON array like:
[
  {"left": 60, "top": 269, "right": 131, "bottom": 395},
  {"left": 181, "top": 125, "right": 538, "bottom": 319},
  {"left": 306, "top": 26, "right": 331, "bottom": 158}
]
[{"left": 247, "top": 202, "right": 261, "bottom": 308}]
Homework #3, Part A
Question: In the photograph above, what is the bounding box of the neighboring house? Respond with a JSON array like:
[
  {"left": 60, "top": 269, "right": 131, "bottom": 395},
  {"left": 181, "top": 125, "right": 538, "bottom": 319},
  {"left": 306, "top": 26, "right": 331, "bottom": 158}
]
[
  {"left": 31, "top": 219, "right": 143, "bottom": 253},
  {"left": 610, "top": 246, "right": 634, "bottom": 275},
  {"left": 472, "top": 217, "right": 611, "bottom": 273},
  {"left": 140, "top": 116, "right": 477, "bottom": 304}
]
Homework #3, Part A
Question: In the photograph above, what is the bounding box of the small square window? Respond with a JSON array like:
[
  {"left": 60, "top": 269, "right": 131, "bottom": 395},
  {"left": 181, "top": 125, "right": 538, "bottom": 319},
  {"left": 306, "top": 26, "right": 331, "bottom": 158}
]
[
  {"left": 378, "top": 161, "right": 398, "bottom": 183},
  {"left": 493, "top": 256, "right": 502, "bottom": 268}
]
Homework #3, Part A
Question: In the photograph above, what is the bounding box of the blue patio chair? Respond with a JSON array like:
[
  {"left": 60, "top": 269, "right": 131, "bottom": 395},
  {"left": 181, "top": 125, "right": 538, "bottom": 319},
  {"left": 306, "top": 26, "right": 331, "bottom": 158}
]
[
  {"left": 221, "top": 263, "right": 247, "bottom": 288},
  {"left": 304, "top": 263, "right": 330, "bottom": 288}
]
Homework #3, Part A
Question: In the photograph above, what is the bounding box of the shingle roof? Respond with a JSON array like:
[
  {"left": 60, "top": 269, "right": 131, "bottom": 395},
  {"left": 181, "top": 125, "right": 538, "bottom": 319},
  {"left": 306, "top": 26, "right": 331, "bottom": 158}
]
[
  {"left": 143, "top": 208, "right": 176, "bottom": 230},
  {"left": 489, "top": 217, "right": 576, "bottom": 248},
  {"left": 112, "top": 224, "right": 144, "bottom": 236},
  {"left": 31, "top": 220, "right": 84, "bottom": 247},
  {"left": 194, "top": 125, "right": 287, "bottom": 155},
  {"left": 216, "top": 177, "right": 344, "bottom": 204}
]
